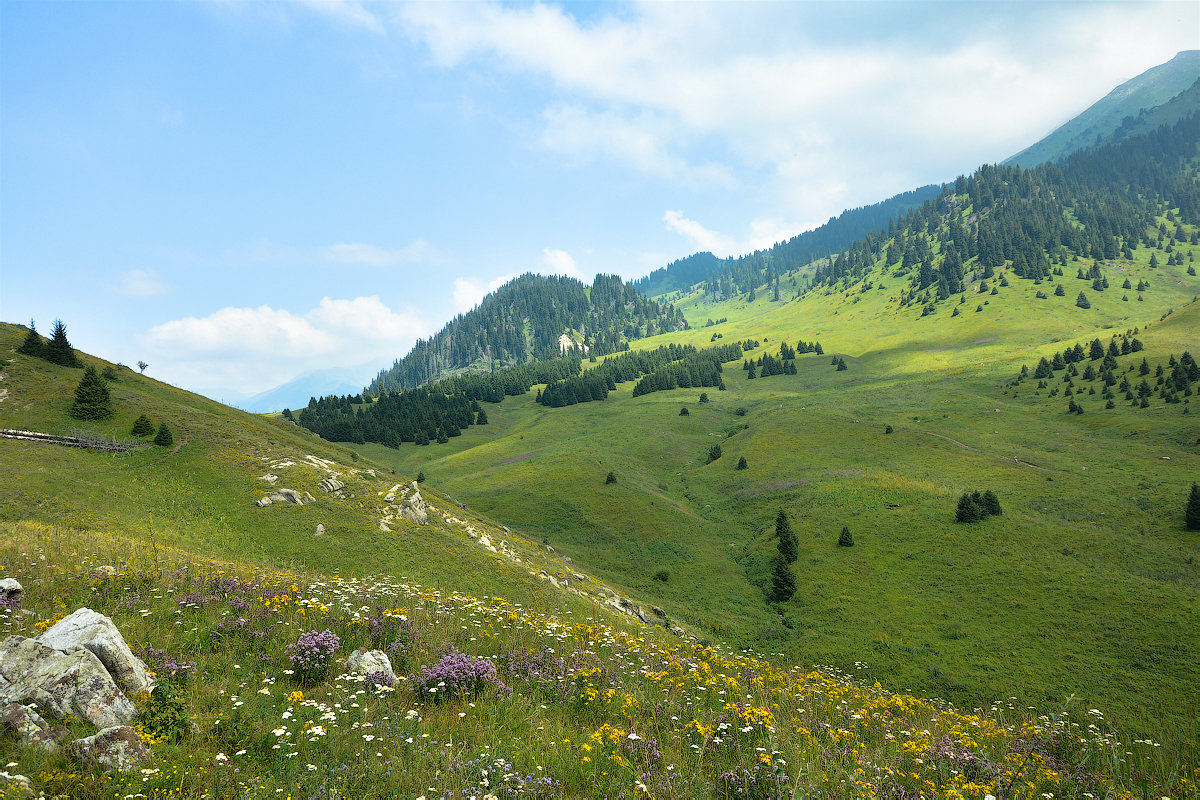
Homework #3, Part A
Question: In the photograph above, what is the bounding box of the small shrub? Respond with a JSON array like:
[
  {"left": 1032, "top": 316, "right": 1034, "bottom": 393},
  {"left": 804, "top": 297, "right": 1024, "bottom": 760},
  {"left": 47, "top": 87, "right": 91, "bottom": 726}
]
[
  {"left": 884, "top": 424, "right": 894, "bottom": 434},
  {"left": 736, "top": 456, "right": 748, "bottom": 470},
  {"left": 411, "top": 645, "right": 497, "bottom": 702},
  {"left": 605, "top": 471, "right": 616, "bottom": 485},
  {"left": 734, "top": 407, "right": 747, "bottom": 417},
  {"left": 288, "top": 629, "right": 340, "bottom": 685},
  {"left": 698, "top": 392, "right": 709, "bottom": 403},
  {"left": 653, "top": 569, "right": 669, "bottom": 582},
  {"left": 153, "top": 422, "right": 173, "bottom": 447},
  {"left": 140, "top": 680, "right": 191, "bottom": 744},
  {"left": 706, "top": 443, "right": 722, "bottom": 463},
  {"left": 679, "top": 407, "right": 689, "bottom": 416},
  {"left": 838, "top": 526, "right": 854, "bottom": 547}
]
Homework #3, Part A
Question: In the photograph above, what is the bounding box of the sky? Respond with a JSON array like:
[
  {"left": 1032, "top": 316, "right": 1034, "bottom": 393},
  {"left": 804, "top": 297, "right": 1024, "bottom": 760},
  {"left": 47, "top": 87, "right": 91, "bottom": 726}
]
[{"left": 2, "top": 0, "right": 1197, "bottom": 404}]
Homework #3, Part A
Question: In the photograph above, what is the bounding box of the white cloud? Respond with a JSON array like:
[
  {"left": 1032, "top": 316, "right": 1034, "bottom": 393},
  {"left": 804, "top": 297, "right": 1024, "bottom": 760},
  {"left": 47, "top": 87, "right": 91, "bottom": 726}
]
[
  {"left": 400, "top": 1, "right": 1199, "bottom": 220},
  {"left": 112, "top": 269, "right": 169, "bottom": 297},
  {"left": 143, "top": 296, "right": 426, "bottom": 395},
  {"left": 541, "top": 248, "right": 583, "bottom": 279},
  {"left": 292, "top": 0, "right": 383, "bottom": 34},
  {"left": 663, "top": 211, "right": 808, "bottom": 259},
  {"left": 451, "top": 274, "right": 514, "bottom": 313},
  {"left": 322, "top": 239, "right": 445, "bottom": 267}
]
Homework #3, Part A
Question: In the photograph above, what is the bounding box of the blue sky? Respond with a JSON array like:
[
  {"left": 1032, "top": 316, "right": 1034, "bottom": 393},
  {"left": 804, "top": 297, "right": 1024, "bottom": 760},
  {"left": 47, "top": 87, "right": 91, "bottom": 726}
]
[{"left": 2, "top": 0, "right": 1197, "bottom": 402}]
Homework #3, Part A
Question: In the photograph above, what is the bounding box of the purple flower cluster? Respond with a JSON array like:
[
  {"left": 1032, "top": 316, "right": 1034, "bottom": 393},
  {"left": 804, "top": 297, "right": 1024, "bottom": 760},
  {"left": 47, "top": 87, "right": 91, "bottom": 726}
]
[
  {"left": 411, "top": 645, "right": 497, "bottom": 702},
  {"left": 288, "top": 628, "right": 340, "bottom": 684},
  {"left": 136, "top": 645, "right": 196, "bottom": 683}
]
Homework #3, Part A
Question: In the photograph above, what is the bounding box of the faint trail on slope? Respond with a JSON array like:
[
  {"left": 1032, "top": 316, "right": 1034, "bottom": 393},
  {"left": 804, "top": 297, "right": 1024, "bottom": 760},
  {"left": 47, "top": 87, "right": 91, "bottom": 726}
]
[{"left": 922, "top": 431, "right": 1056, "bottom": 472}]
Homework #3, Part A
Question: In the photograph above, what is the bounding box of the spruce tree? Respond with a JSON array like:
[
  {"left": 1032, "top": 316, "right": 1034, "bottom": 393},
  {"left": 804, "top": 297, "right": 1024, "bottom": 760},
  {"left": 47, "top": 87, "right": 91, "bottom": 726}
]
[
  {"left": 838, "top": 526, "right": 854, "bottom": 547},
  {"left": 981, "top": 490, "right": 1002, "bottom": 516},
  {"left": 736, "top": 456, "right": 748, "bottom": 470},
  {"left": 70, "top": 366, "right": 113, "bottom": 420},
  {"left": 44, "top": 320, "right": 80, "bottom": 367},
  {"left": 776, "top": 510, "right": 798, "bottom": 563},
  {"left": 768, "top": 554, "right": 796, "bottom": 603},
  {"left": 955, "top": 492, "right": 981, "bottom": 523},
  {"left": 131, "top": 414, "right": 154, "bottom": 436},
  {"left": 1186, "top": 483, "right": 1200, "bottom": 531},
  {"left": 605, "top": 471, "right": 616, "bottom": 485},
  {"left": 154, "top": 422, "right": 174, "bottom": 447},
  {"left": 17, "top": 320, "right": 44, "bottom": 358},
  {"left": 476, "top": 408, "right": 488, "bottom": 425},
  {"left": 1075, "top": 292, "right": 1091, "bottom": 309}
]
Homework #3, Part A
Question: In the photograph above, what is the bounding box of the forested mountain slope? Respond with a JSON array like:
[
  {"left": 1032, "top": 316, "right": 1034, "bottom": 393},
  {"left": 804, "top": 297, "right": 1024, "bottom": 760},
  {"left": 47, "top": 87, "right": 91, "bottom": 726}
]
[{"left": 369, "top": 273, "right": 685, "bottom": 393}]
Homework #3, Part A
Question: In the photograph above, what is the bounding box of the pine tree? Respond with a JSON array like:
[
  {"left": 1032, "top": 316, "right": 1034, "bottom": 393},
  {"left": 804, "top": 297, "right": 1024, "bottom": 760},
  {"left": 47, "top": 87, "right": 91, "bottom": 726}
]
[
  {"left": 836, "top": 357, "right": 848, "bottom": 371},
  {"left": 44, "top": 320, "right": 80, "bottom": 367},
  {"left": 776, "top": 510, "right": 798, "bottom": 563},
  {"left": 838, "top": 526, "right": 854, "bottom": 547},
  {"left": 605, "top": 471, "right": 616, "bottom": 485},
  {"left": 980, "top": 490, "right": 1002, "bottom": 516},
  {"left": 475, "top": 408, "right": 488, "bottom": 425},
  {"left": 1186, "top": 483, "right": 1200, "bottom": 530},
  {"left": 736, "top": 456, "right": 748, "bottom": 470},
  {"left": 768, "top": 554, "right": 796, "bottom": 603},
  {"left": 131, "top": 414, "right": 154, "bottom": 436},
  {"left": 70, "top": 366, "right": 113, "bottom": 420},
  {"left": 956, "top": 492, "right": 981, "bottom": 523},
  {"left": 1075, "top": 292, "right": 1091, "bottom": 309},
  {"left": 416, "top": 471, "right": 426, "bottom": 483},
  {"left": 153, "top": 422, "right": 174, "bottom": 447},
  {"left": 17, "top": 320, "right": 44, "bottom": 358}
]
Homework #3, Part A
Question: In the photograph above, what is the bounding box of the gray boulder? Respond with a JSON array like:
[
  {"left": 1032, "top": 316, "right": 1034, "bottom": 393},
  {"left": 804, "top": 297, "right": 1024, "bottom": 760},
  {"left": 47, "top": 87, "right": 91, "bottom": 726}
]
[
  {"left": 0, "top": 771, "right": 34, "bottom": 797},
  {"left": 0, "top": 636, "right": 136, "bottom": 729},
  {"left": 37, "top": 608, "right": 153, "bottom": 697},
  {"left": 314, "top": 523, "right": 326, "bottom": 536},
  {"left": 345, "top": 648, "right": 396, "bottom": 684},
  {"left": 317, "top": 478, "right": 345, "bottom": 493},
  {"left": 256, "top": 496, "right": 273, "bottom": 507},
  {"left": 397, "top": 484, "right": 428, "bottom": 525},
  {"left": 67, "top": 725, "right": 150, "bottom": 771},
  {"left": 271, "top": 488, "right": 304, "bottom": 505},
  {"left": 1, "top": 699, "right": 63, "bottom": 751},
  {"left": 0, "top": 579, "right": 22, "bottom": 605}
]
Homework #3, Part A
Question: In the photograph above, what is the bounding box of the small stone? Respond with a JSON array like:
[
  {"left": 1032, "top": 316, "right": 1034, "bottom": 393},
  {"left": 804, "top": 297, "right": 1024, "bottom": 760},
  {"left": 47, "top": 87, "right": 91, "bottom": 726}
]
[{"left": 314, "top": 523, "right": 326, "bottom": 537}]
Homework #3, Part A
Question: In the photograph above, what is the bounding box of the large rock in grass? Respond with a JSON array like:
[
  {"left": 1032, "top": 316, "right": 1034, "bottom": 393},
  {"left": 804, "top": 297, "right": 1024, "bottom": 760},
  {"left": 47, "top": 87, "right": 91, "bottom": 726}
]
[
  {"left": 37, "top": 608, "right": 153, "bottom": 697},
  {"left": 346, "top": 648, "right": 396, "bottom": 684},
  {"left": 0, "top": 579, "right": 23, "bottom": 605},
  {"left": 397, "top": 482, "right": 428, "bottom": 525},
  {"left": 0, "top": 636, "right": 136, "bottom": 729},
  {"left": 66, "top": 725, "right": 150, "bottom": 771},
  {"left": 271, "top": 488, "right": 304, "bottom": 505}
]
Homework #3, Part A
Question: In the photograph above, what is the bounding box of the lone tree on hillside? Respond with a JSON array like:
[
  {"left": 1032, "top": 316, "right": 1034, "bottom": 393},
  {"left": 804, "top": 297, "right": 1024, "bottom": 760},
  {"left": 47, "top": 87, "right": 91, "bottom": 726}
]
[
  {"left": 137, "top": 361, "right": 148, "bottom": 374},
  {"left": 838, "top": 526, "right": 854, "bottom": 547},
  {"left": 768, "top": 554, "right": 795, "bottom": 603},
  {"left": 131, "top": 414, "right": 155, "bottom": 437},
  {"left": 70, "top": 366, "right": 113, "bottom": 420},
  {"left": 45, "top": 320, "right": 80, "bottom": 368},
  {"left": 776, "top": 510, "right": 798, "bottom": 563},
  {"left": 154, "top": 422, "right": 174, "bottom": 447},
  {"left": 18, "top": 320, "right": 44, "bottom": 358},
  {"left": 1187, "top": 483, "right": 1200, "bottom": 531},
  {"left": 605, "top": 471, "right": 616, "bottom": 485},
  {"left": 736, "top": 456, "right": 748, "bottom": 470}
]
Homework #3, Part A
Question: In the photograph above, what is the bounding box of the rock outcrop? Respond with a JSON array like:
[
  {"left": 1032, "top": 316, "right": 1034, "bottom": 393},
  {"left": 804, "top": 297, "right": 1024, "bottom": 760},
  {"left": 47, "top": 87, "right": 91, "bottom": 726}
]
[
  {"left": 317, "top": 478, "right": 345, "bottom": 493},
  {"left": 66, "top": 725, "right": 150, "bottom": 771},
  {"left": 37, "top": 608, "right": 153, "bottom": 697},
  {"left": 0, "top": 579, "right": 22, "bottom": 605},
  {"left": 0, "top": 636, "right": 136, "bottom": 729},
  {"left": 397, "top": 482, "right": 428, "bottom": 525}
]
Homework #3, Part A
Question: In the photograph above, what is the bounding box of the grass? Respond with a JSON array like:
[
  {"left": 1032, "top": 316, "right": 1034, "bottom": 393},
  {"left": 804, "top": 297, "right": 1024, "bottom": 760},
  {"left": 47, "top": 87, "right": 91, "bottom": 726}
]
[{"left": 2, "top": 519, "right": 1193, "bottom": 798}]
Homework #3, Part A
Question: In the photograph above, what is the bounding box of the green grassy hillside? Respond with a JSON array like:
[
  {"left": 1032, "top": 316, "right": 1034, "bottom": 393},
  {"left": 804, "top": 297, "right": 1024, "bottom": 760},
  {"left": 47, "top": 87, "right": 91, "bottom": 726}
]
[
  {"left": 8, "top": 326, "right": 1195, "bottom": 797},
  {"left": 366, "top": 233, "right": 1200, "bottom": 762}
]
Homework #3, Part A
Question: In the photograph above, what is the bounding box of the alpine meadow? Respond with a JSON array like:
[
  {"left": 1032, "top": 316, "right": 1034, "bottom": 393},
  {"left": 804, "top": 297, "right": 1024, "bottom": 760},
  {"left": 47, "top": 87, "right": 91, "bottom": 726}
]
[{"left": 2, "top": 17, "right": 1200, "bottom": 800}]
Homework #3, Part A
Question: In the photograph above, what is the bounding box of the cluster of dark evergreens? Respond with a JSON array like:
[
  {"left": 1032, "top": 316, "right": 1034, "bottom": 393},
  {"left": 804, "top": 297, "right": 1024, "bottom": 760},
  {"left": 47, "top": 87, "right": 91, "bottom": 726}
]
[
  {"left": 956, "top": 490, "right": 1002, "bottom": 523},
  {"left": 370, "top": 273, "right": 686, "bottom": 393},
  {"left": 537, "top": 344, "right": 701, "bottom": 407},
  {"left": 300, "top": 353, "right": 588, "bottom": 446},
  {"left": 19, "top": 320, "right": 80, "bottom": 368},
  {"left": 629, "top": 342, "right": 747, "bottom": 398},
  {"left": 1014, "top": 329, "right": 1195, "bottom": 412}
]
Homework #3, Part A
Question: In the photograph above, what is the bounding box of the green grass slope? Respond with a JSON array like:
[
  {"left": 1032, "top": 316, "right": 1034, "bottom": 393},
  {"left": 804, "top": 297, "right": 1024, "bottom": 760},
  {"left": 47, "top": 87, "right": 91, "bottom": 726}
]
[{"left": 368, "top": 236, "right": 1200, "bottom": 762}]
